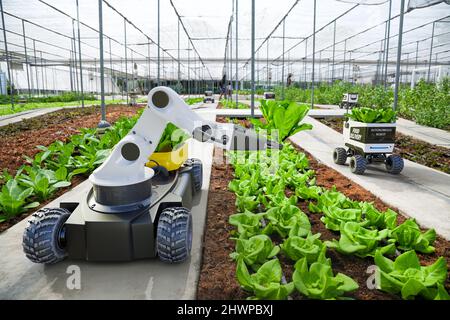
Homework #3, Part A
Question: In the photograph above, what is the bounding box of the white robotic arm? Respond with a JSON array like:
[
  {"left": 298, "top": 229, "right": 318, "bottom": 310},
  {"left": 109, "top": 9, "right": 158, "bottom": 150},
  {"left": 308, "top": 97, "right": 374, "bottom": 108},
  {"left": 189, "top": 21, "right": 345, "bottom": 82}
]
[{"left": 90, "top": 86, "right": 277, "bottom": 188}]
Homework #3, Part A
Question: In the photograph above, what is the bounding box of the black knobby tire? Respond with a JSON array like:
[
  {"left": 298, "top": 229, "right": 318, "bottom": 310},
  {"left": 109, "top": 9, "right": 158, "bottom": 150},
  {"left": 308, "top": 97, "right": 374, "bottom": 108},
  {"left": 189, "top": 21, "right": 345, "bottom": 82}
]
[
  {"left": 349, "top": 154, "right": 367, "bottom": 175},
  {"left": 212, "top": 99, "right": 215, "bottom": 103},
  {"left": 23, "top": 207, "right": 71, "bottom": 264},
  {"left": 156, "top": 207, "right": 193, "bottom": 263},
  {"left": 185, "top": 158, "right": 203, "bottom": 192},
  {"left": 386, "top": 154, "right": 404, "bottom": 174},
  {"left": 333, "top": 147, "right": 347, "bottom": 165}
]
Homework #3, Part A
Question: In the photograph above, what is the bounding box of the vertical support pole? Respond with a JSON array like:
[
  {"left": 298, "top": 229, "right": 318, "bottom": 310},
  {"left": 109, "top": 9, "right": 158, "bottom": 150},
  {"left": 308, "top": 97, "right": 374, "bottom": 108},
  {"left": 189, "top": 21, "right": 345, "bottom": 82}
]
[
  {"left": 266, "top": 40, "right": 269, "bottom": 89},
  {"left": 281, "top": 19, "right": 286, "bottom": 100},
  {"left": 40, "top": 51, "right": 45, "bottom": 95},
  {"left": 76, "top": 0, "right": 85, "bottom": 107},
  {"left": 157, "top": 0, "right": 160, "bottom": 85},
  {"left": 427, "top": 21, "right": 435, "bottom": 82},
  {"left": 0, "top": 0, "right": 14, "bottom": 108},
  {"left": 319, "top": 51, "right": 322, "bottom": 83},
  {"left": 124, "top": 19, "right": 128, "bottom": 104},
  {"left": 147, "top": 40, "right": 151, "bottom": 92},
  {"left": 381, "top": 21, "right": 388, "bottom": 83},
  {"left": 304, "top": 38, "right": 308, "bottom": 86},
  {"left": 98, "top": 0, "right": 109, "bottom": 126},
  {"left": 72, "top": 21, "right": 79, "bottom": 96},
  {"left": 22, "top": 20, "right": 31, "bottom": 97},
  {"left": 177, "top": 19, "right": 181, "bottom": 86},
  {"left": 384, "top": 0, "right": 392, "bottom": 88},
  {"left": 188, "top": 42, "right": 190, "bottom": 95},
  {"left": 332, "top": 20, "right": 336, "bottom": 83},
  {"left": 342, "top": 39, "right": 347, "bottom": 81},
  {"left": 250, "top": 0, "right": 255, "bottom": 117},
  {"left": 33, "top": 40, "right": 40, "bottom": 96},
  {"left": 393, "top": 0, "right": 405, "bottom": 111},
  {"left": 348, "top": 51, "right": 352, "bottom": 81},
  {"left": 235, "top": 0, "right": 239, "bottom": 108},
  {"left": 69, "top": 45, "right": 74, "bottom": 92},
  {"left": 110, "top": 37, "right": 114, "bottom": 100},
  {"left": 415, "top": 41, "right": 419, "bottom": 69},
  {"left": 311, "top": 0, "right": 316, "bottom": 110}
]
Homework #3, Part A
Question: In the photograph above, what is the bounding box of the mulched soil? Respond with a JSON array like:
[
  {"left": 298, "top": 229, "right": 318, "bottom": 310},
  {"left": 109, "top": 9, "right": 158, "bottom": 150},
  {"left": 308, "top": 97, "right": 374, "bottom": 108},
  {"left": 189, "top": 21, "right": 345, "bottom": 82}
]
[
  {"left": 197, "top": 117, "right": 450, "bottom": 300},
  {"left": 0, "top": 105, "right": 142, "bottom": 177},
  {"left": 318, "top": 118, "right": 450, "bottom": 174},
  {"left": 0, "top": 105, "right": 143, "bottom": 232}
]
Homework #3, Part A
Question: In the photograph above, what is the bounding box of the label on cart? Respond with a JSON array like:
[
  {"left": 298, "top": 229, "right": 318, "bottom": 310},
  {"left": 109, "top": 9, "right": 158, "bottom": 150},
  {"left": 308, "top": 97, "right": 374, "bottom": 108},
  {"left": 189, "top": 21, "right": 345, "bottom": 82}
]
[{"left": 350, "top": 127, "right": 395, "bottom": 144}]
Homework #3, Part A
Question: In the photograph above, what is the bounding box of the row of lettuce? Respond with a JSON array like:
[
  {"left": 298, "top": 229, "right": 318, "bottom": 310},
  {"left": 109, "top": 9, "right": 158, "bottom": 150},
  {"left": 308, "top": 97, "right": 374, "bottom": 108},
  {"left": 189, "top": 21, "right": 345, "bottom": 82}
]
[
  {"left": 0, "top": 109, "right": 188, "bottom": 223},
  {"left": 226, "top": 101, "right": 449, "bottom": 300},
  {"left": 272, "top": 78, "right": 449, "bottom": 130}
]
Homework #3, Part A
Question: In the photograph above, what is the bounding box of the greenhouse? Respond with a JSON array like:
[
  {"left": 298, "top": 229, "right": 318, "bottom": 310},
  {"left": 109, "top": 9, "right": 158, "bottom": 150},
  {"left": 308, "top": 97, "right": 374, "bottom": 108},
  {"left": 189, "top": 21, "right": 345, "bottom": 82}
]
[{"left": 0, "top": 0, "right": 449, "bottom": 305}]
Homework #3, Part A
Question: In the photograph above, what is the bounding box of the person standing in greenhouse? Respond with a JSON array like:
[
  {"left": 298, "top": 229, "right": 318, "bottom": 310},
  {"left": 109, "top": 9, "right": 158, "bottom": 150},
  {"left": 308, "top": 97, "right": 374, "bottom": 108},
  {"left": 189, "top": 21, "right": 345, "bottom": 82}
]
[
  {"left": 218, "top": 74, "right": 227, "bottom": 100},
  {"left": 226, "top": 81, "right": 233, "bottom": 99},
  {"left": 287, "top": 73, "right": 293, "bottom": 87}
]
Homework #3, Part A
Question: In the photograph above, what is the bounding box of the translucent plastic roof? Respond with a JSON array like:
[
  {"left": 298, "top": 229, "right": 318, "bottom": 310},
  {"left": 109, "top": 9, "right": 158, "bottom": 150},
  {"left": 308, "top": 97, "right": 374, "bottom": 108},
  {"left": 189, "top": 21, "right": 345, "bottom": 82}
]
[{"left": 1, "top": 0, "right": 449, "bottom": 84}]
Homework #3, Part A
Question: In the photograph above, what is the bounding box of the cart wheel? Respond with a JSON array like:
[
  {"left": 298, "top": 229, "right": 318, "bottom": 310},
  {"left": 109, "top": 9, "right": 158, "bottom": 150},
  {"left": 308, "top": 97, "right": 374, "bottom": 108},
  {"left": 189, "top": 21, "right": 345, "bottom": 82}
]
[
  {"left": 23, "top": 208, "right": 71, "bottom": 265},
  {"left": 156, "top": 207, "right": 192, "bottom": 263},
  {"left": 349, "top": 155, "right": 367, "bottom": 175},
  {"left": 333, "top": 148, "right": 347, "bottom": 165},
  {"left": 386, "top": 154, "right": 404, "bottom": 174},
  {"left": 185, "top": 158, "right": 203, "bottom": 192}
]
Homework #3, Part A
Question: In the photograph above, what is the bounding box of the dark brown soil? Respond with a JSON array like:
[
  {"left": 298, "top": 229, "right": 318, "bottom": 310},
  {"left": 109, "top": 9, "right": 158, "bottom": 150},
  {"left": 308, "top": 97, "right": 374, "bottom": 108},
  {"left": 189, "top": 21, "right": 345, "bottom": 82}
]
[
  {"left": 318, "top": 118, "right": 450, "bottom": 174},
  {"left": 197, "top": 147, "right": 247, "bottom": 300},
  {"left": 197, "top": 117, "right": 450, "bottom": 300}
]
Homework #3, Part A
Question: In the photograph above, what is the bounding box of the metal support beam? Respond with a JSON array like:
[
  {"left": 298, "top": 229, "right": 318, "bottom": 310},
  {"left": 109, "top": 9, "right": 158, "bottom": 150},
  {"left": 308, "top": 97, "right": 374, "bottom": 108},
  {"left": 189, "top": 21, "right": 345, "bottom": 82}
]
[
  {"left": 427, "top": 21, "right": 435, "bottom": 82},
  {"left": 332, "top": 20, "right": 336, "bottom": 83},
  {"left": 76, "top": 0, "right": 85, "bottom": 107},
  {"left": 311, "top": 0, "right": 316, "bottom": 109},
  {"left": 157, "top": 0, "right": 160, "bottom": 85},
  {"left": 22, "top": 20, "right": 31, "bottom": 97},
  {"left": 393, "top": 0, "right": 405, "bottom": 111},
  {"left": 177, "top": 19, "right": 180, "bottom": 85},
  {"left": 250, "top": 0, "right": 255, "bottom": 117},
  {"left": 1, "top": 0, "right": 14, "bottom": 108},
  {"left": 124, "top": 18, "right": 128, "bottom": 104},
  {"left": 383, "top": 0, "right": 392, "bottom": 88},
  {"left": 98, "top": 0, "right": 109, "bottom": 127},
  {"left": 235, "top": 0, "right": 239, "bottom": 108},
  {"left": 281, "top": 19, "right": 286, "bottom": 100}
]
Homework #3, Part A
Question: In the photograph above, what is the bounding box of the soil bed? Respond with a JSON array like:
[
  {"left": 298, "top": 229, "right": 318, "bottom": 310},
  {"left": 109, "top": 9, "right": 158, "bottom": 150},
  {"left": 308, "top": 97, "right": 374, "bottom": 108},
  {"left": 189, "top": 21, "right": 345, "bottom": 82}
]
[
  {"left": 197, "top": 117, "right": 450, "bottom": 300},
  {"left": 0, "top": 105, "right": 142, "bottom": 176},
  {"left": 0, "top": 105, "right": 142, "bottom": 232},
  {"left": 318, "top": 118, "right": 450, "bottom": 174}
]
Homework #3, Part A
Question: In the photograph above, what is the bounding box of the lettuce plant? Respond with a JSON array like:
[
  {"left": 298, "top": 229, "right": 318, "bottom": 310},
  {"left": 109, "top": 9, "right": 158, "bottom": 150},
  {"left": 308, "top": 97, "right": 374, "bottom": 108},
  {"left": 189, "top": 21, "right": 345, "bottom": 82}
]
[
  {"left": 230, "top": 235, "right": 280, "bottom": 270},
  {"left": 374, "top": 250, "right": 449, "bottom": 300},
  {"left": 295, "top": 184, "right": 322, "bottom": 201},
  {"left": 389, "top": 219, "right": 436, "bottom": 254},
  {"left": 0, "top": 179, "right": 39, "bottom": 222},
  {"left": 293, "top": 247, "right": 359, "bottom": 299},
  {"left": 281, "top": 232, "right": 325, "bottom": 263},
  {"left": 325, "top": 222, "right": 396, "bottom": 258},
  {"left": 359, "top": 202, "right": 398, "bottom": 230},
  {"left": 18, "top": 167, "right": 71, "bottom": 201},
  {"left": 255, "top": 99, "right": 313, "bottom": 142},
  {"left": 262, "top": 204, "right": 311, "bottom": 238},
  {"left": 321, "top": 206, "right": 362, "bottom": 231},
  {"left": 236, "top": 258, "right": 294, "bottom": 300},
  {"left": 229, "top": 210, "right": 265, "bottom": 239},
  {"left": 348, "top": 107, "right": 396, "bottom": 123},
  {"left": 308, "top": 188, "right": 357, "bottom": 213}
]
